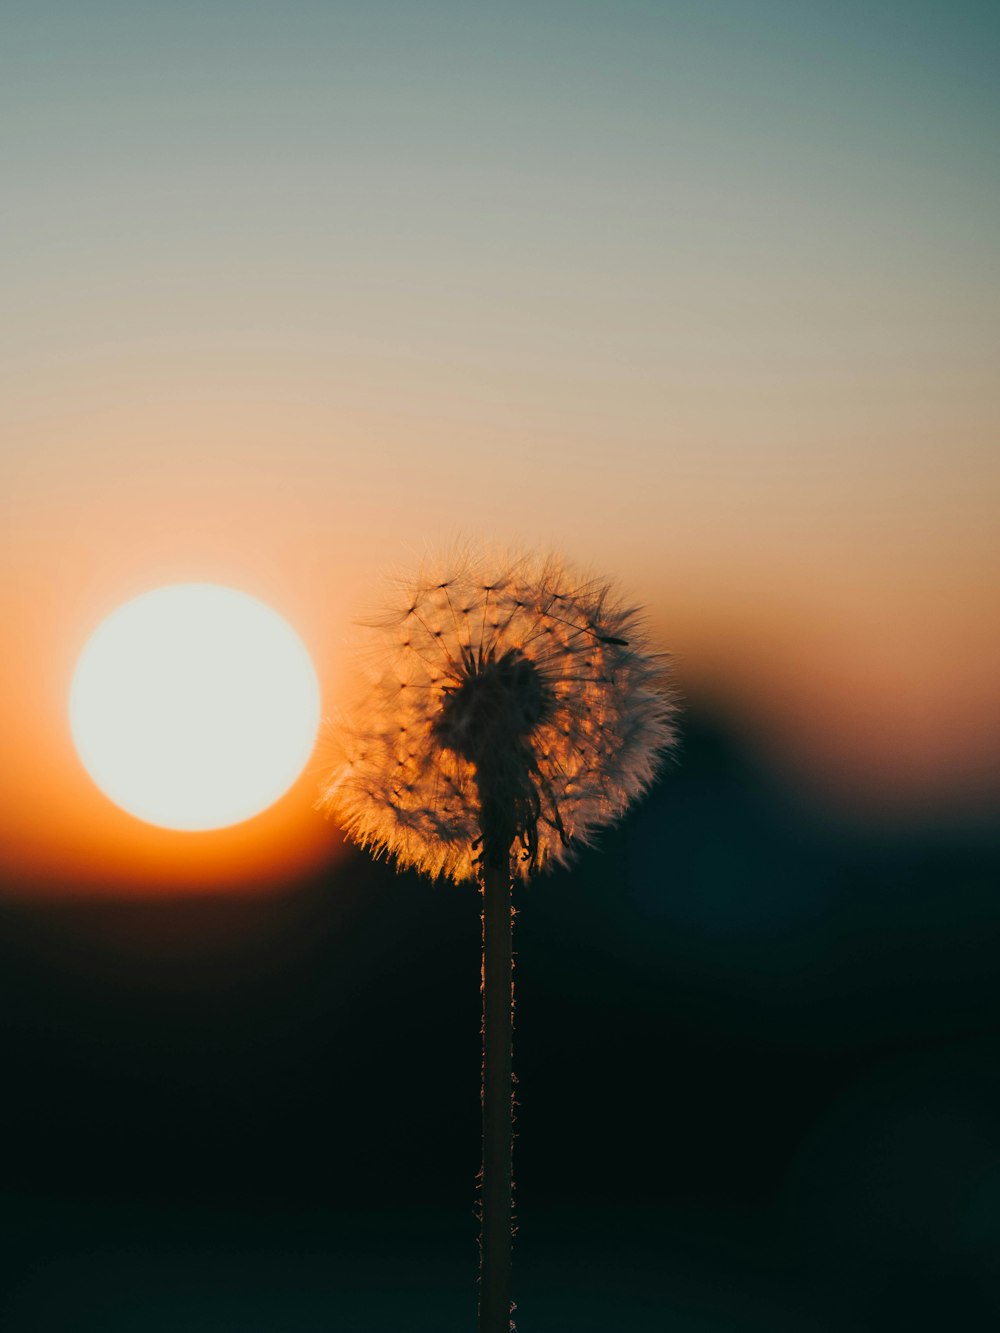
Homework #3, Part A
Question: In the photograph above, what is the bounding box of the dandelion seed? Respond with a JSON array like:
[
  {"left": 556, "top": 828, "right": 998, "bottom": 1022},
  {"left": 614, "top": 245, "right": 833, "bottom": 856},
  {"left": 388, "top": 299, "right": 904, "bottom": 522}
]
[{"left": 317, "top": 550, "right": 675, "bottom": 883}]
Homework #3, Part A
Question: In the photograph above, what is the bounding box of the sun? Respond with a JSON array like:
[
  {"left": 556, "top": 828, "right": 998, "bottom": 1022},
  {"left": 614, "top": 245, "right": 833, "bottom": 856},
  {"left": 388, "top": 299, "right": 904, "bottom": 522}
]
[{"left": 70, "top": 584, "right": 321, "bottom": 831}]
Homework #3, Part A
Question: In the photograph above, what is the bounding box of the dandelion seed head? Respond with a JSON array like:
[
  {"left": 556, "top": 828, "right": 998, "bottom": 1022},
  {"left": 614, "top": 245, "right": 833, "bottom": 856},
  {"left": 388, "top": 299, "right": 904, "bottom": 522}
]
[{"left": 316, "top": 549, "right": 676, "bottom": 882}]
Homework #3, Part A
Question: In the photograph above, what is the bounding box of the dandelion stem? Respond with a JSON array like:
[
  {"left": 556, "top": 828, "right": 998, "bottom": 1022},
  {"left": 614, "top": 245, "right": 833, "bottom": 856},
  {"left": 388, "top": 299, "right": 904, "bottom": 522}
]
[{"left": 479, "top": 825, "right": 514, "bottom": 1333}]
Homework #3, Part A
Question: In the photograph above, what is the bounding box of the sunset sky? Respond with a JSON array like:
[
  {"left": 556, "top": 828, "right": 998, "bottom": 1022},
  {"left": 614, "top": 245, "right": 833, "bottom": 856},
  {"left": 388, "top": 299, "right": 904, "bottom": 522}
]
[
  {"left": 3, "top": 11, "right": 1000, "bottom": 1330},
  {"left": 2, "top": 1, "right": 998, "bottom": 890}
]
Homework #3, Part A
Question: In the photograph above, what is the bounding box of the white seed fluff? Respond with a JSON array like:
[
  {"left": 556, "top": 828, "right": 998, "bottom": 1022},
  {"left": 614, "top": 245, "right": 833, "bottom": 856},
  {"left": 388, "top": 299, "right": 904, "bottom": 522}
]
[{"left": 316, "top": 550, "right": 676, "bottom": 883}]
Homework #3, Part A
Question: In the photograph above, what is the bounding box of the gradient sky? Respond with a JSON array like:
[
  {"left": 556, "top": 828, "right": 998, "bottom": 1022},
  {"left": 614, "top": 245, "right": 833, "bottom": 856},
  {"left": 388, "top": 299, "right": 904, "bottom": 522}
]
[{"left": 2, "top": 1, "right": 998, "bottom": 889}]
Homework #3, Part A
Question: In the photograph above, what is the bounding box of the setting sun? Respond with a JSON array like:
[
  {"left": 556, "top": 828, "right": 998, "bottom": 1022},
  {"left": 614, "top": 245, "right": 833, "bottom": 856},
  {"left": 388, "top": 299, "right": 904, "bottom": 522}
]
[{"left": 69, "top": 584, "right": 320, "bottom": 832}]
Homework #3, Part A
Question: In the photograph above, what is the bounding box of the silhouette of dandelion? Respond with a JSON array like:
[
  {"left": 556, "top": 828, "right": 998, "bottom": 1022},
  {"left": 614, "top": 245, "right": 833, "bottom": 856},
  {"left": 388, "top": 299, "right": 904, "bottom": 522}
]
[
  {"left": 317, "top": 548, "right": 675, "bottom": 1333},
  {"left": 319, "top": 550, "right": 674, "bottom": 881}
]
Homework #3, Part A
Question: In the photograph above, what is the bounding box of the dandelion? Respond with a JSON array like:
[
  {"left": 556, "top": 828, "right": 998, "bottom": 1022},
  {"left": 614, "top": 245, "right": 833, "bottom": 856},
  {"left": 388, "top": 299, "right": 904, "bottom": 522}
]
[{"left": 317, "top": 548, "right": 675, "bottom": 1333}]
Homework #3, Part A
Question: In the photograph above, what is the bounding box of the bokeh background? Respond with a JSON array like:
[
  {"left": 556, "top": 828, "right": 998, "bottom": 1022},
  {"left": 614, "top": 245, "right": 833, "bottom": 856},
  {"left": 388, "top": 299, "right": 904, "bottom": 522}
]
[{"left": 2, "top": 2, "right": 998, "bottom": 1328}]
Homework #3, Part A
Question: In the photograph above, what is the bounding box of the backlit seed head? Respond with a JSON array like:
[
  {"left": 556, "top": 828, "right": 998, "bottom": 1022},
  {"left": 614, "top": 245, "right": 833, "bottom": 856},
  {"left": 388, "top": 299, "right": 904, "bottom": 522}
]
[{"left": 316, "top": 550, "right": 676, "bottom": 882}]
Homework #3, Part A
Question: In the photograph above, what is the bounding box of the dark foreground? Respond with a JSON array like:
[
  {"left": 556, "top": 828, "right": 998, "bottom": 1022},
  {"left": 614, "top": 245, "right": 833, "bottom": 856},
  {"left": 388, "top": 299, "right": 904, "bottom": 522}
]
[{"left": 2, "top": 711, "right": 999, "bottom": 1330}]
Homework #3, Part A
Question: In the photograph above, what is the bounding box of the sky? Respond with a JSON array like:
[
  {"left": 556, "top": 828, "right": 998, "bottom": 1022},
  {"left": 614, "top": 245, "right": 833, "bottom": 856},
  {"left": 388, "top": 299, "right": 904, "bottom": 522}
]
[{"left": 2, "top": 0, "right": 998, "bottom": 890}]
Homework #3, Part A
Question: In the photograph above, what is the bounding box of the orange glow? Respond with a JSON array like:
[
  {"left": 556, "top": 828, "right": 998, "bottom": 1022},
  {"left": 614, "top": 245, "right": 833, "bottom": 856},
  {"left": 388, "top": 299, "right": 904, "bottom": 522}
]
[
  {"left": 1, "top": 395, "right": 996, "bottom": 896},
  {"left": 0, "top": 519, "right": 346, "bottom": 897}
]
